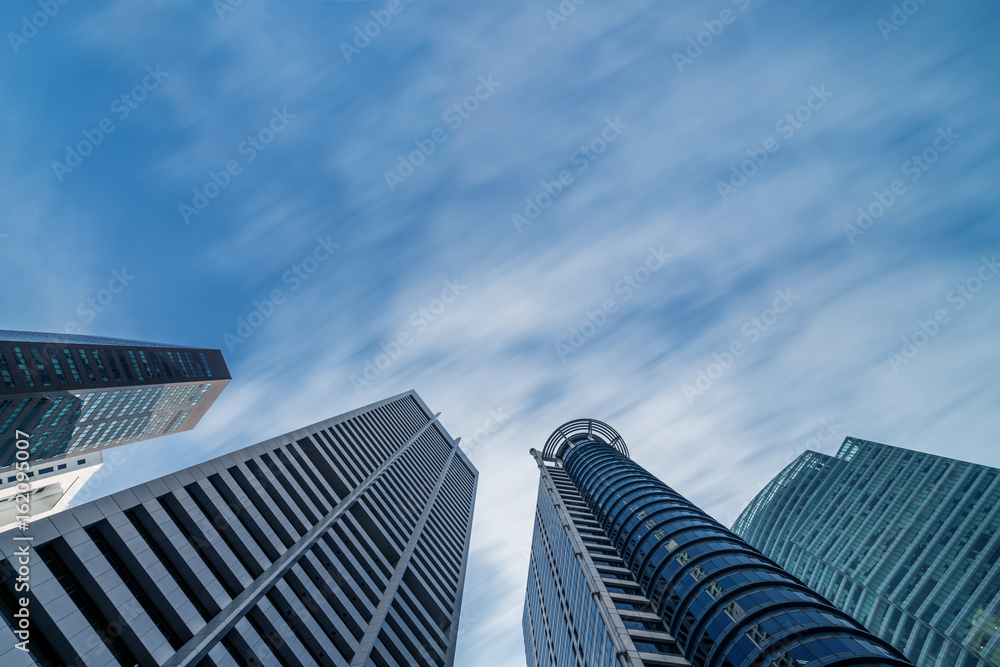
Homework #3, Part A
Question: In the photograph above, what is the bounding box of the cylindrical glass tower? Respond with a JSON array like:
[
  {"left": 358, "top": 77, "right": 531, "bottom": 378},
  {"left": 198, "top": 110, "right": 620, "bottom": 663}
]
[{"left": 546, "top": 419, "right": 912, "bottom": 667}]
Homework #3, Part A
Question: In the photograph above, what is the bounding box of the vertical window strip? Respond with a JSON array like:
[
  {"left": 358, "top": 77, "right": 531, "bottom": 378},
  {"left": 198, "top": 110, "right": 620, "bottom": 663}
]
[
  {"left": 156, "top": 351, "right": 174, "bottom": 378},
  {"left": 0, "top": 348, "right": 15, "bottom": 387},
  {"left": 77, "top": 348, "right": 97, "bottom": 382},
  {"left": 139, "top": 350, "right": 161, "bottom": 379},
  {"left": 155, "top": 415, "right": 173, "bottom": 435},
  {"left": 167, "top": 385, "right": 184, "bottom": 409},
  {"left": 127, "top": 389, "right": 148, "bottom": 416},
  {"left": 184, "top": 352, "right": 199, "bottom": 378},
  {"left": 12, "top": 347, "right": 34, "bottom": 386},
  {"left": 68, "top": 425, "right": 91, "bottom": 453},
  {"left": 45, "top": 347, "right": 68, "bottom": 385},
  {"left": 29, "top": 347, "right": 52, "bottom": 386},
  {"left": 161, "top": 386, "right": 179, "bottom": 410},
  {"left": 190, "top": 352, "right": 206, "bottom": 378},
  {"left": 115, "top": 350, "right": 134, "bottom": 381},
  {"left": 165, "top": 351, "right": 177, "bottom": 376},
  {"left": 176, "top": 351, "right": 191, "bottom": 378},
  {"left": 199, "top": 351, "right": 214, "bottom": 378},
  {"left": 103, "top": 350, "right": 121, "bottom": 382},
  {"left": 127, "top": 350, "right": 144, "bottom": 381},
  {"left": 61, "top": 348, "right": 83, "bottom": 383}
]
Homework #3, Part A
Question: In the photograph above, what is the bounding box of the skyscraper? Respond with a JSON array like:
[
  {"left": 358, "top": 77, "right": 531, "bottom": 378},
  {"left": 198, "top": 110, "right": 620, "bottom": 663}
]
[
  {"left": 733, "top": 437, "right": 1000, "bottom": 667},
  {"left": 524, "top": 419, "right": 911, "bottom": 667},
  {"left": 0, "top": 390, "right": 477, "bottom": 667},
  {"left": 0, "top": 331, "right": 230, "bottom": 468}
]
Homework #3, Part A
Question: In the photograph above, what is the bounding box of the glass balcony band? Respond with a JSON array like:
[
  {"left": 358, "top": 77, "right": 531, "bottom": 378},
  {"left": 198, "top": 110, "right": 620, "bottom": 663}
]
[{"left": 552, "top": 434, "right": 911, "bottom": 667}]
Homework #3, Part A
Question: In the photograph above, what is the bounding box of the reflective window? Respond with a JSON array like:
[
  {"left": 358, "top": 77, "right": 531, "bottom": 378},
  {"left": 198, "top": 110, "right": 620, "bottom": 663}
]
[
  {"left": 199, "top": 352, "right": 213, "bottom": 378},
  {"left": 138, "top": 350, "right": 157, "bottom": 379},
  {"left": 29, "top": 347, "right": 52, "bottom": 385},
  {"left": 127, "top": 350, "right": 144, "bottom": 381},
  {"left": 61, "top": 348, "right": 83, "bottom": 383},
  {"left": 0, "top": 349, "right": 15, "bottom": 387},
  {"left": 104, "top": 349, "right": 122, "bottom": 381},
  {"left": 91, "top": 349, "right": 110, "bottom": 381},
  {"left": 116, "top": 350, "right": 134, "bottom": 381},
  {"left": 12, "top": 347, "right": 34, "bottom": 386},
  {"left": 45, "top": 347, "right": 68, "bottom": 385}
]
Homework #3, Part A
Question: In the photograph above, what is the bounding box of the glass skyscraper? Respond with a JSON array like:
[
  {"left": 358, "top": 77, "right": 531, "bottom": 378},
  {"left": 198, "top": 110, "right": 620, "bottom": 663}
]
[
  {"left": 733, "top": 437, "right": 1000, "bottom": 667},
  {"left": 524, "top": 419, "right": 911, "bottom": 667},
  {"left": 0, "top": 331, "right": 230, "bottom": 468},
  {"left": 0, "top": 390, "right": 477, "bottom": 666}
]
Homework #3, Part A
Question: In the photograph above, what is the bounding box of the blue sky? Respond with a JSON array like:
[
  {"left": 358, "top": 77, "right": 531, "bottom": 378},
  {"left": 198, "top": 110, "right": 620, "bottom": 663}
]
[{"left": 2, "top": 0, "right": 999, "bottom": 664}]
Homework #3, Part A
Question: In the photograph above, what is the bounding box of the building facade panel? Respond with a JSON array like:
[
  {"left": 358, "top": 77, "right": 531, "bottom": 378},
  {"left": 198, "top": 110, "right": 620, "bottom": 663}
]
[
  {"left": 0, "top": 390, "right": 476, "bottom": 666},
  {"left": 733, "top": 438, "right": 1000, "bottom": 667}
]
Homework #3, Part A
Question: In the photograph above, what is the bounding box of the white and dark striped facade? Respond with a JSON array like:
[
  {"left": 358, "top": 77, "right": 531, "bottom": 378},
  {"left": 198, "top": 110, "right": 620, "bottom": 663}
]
[
  {"left": 0, "top": 331, "right": 231, "bottom": 469},
  {"left": 733, "top": 438, "right": 1000, "bottom": 667},
  {"left": 0, "top": 390, "right": 477, "bottom": 667},
  {"left": 524, "top": 420, "right": 912, "bottom": 667}
]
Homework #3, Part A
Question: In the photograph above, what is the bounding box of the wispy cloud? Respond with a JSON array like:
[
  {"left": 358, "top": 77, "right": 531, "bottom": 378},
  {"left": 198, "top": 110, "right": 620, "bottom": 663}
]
[{"left": 1, "top": 1, "right": 998, "bottom": 665}]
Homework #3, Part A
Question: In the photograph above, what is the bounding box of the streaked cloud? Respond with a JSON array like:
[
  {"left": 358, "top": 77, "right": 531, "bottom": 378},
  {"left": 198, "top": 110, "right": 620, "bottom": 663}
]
[{"left": 1, "top": 1, "right": 998, "bottom": 665}]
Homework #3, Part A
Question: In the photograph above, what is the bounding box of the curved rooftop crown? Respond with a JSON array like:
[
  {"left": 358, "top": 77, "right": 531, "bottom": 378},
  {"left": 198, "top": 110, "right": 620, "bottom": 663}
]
[{"left": 542, "top": 418, "right": 628, "bottom": 459}]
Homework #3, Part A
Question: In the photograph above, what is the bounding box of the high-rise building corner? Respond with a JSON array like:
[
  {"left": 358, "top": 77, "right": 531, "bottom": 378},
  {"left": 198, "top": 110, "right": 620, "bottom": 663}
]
[
  {"left": 523, "top": 419, "right": 913, "bottom": 667},
  {"left": 0, "top": 390, "right": 477, "bottom": 667},
  {"left": 733, "top": 437, "right": 1000, "bottom": 667}
]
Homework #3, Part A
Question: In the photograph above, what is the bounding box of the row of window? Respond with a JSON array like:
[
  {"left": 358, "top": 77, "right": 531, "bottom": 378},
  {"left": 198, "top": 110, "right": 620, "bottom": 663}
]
[{"left": 0, "top": 343, "right": 214, "bottom": 389}]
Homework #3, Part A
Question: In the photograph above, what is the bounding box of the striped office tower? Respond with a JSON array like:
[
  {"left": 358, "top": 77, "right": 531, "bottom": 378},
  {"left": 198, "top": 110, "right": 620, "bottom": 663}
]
[
  {"left": 0, "top": 391, "right": 477, "bottom": 667},
  {"left": 734, "top": 438, "right": 1000, "bottom": 667},
  {"left": 523, "top": 420, "right": 912, "bottom": 667}
]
